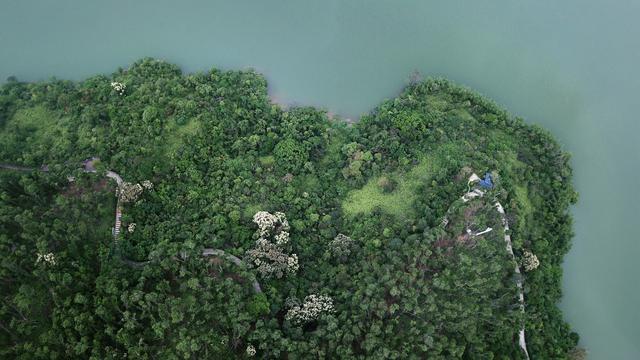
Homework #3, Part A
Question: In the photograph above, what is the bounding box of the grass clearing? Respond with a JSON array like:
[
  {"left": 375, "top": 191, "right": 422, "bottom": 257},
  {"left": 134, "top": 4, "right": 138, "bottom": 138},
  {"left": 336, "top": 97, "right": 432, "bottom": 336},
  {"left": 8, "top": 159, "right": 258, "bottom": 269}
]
[
  {"left": 0, "top": 106, "right": 69, "bottom": 161},
  {"left": 2, "top": 106, "right": 64, "bottom": 142},
  {"left": 342, "top": 156, "right": 438, "bottom": 218},
  {"left": 165, "top": 118, "right": 201, "bottom": 155},
  {"left": 514, "top": 185, "right": 533, "bottom": 220}
]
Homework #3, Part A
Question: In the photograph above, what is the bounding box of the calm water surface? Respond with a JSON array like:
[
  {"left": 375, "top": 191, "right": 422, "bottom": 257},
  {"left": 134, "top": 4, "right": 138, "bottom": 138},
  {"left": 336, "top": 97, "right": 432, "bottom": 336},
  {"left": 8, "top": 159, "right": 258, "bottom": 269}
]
[{"left": 1, "top": 1, "right": 639, "bottom": 358}]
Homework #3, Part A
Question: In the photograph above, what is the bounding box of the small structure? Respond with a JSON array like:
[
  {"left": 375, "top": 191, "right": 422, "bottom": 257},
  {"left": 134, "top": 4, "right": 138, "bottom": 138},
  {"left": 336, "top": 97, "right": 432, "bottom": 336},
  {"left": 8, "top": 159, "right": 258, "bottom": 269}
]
[
  {"left": 468, "top": 173, "right": 481, "bottom": 185},
  {"left": 473, "top": 227, "right": 493, "bottom": 237},
  {"left": 462, "top": 188, "right": 485, "bottom": 202},
  {"left": 478, "top": 172, "right": 494, "bottom": 189}
]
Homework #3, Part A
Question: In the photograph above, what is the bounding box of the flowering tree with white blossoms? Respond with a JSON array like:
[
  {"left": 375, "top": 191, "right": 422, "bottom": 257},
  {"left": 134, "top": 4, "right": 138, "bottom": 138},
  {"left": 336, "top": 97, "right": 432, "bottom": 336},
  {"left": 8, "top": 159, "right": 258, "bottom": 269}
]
[
  {"left": 285, "top": 294, "right": 334, "bottom": 325},
  {"left": 252, "top": 211, "right": 288, "bottom": 237},
  {"left": 245, "top": 344, "right": 256, "bottom": 357},
  {"left": 328, "top": 233, "right": 354, "bottom": 259},
  {"left": 246, "top": 211, "right": 298, "bottom": 278},
  {"left": 141, "top": 180, "right": 154, "bottom": 190},
  {"left": 117, "top": 182, "right": 144, "bottom": 203},
  {"left": 110, "top": 81, "right": 126, "bottom": 95},
  {"left": 36, "top": 252, "right": 56, "bottom": 266},
  {"left": 522, "top": 250, "right": 540, "bottom": 272}
]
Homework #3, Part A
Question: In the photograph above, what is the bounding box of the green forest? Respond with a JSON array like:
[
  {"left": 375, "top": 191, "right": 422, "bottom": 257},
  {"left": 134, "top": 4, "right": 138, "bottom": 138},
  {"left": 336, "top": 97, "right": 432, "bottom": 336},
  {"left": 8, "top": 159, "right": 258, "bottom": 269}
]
[{"left": 0, "top": 59, "right": 580, "bottom": 359}]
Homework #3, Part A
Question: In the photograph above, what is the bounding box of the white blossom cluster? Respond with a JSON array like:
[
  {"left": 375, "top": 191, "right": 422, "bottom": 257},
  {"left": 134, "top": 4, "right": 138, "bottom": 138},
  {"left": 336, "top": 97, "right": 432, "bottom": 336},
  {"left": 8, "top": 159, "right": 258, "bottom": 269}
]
[
  {"left": 117, "top": 182, "right": 144, "bottom": 203},
  {"left": 522, "top": 250, "right": 540, "bottom": 271},
  {"left": 329, "top": 233, "right": 354, "bottom": 258},
  {"left": 274, "top": 231, "right": 290, "bottom": 246},
  {"left": 36, "top": 252, "right": 56, "bottom": 266},
  {"left": 128, "top": 223, "right": 136, "bottom": 233},
  {"left": 247, "top": 239, "right": 298, "bottom": 278},
  {"left": 141, "top": 180, "right": 154, "bottom": 190},
  {"left": 285, "top": 294, "right": 334, "bottom": 324},
  {"left": 252, "top": 211, "right": 289, "bottom": 237},
  {"left": 247, "top": 211, "right": 297, "bottom": 278},
  {"left": 287, "top": 254, "right": 299, "bottom": 273},
  {"left": 245, "top": 344, "right": 256, "bottom": 357},
  {"left": 110, "top": 81, "right": 126, "bottom": 95}
]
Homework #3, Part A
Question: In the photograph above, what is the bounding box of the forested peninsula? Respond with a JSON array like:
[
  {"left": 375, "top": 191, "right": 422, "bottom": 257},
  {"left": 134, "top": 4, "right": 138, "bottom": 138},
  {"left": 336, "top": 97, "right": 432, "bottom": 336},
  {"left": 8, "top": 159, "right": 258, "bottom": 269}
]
[{"left": 0, "top": 59, "right": 580, "bottom": 359}]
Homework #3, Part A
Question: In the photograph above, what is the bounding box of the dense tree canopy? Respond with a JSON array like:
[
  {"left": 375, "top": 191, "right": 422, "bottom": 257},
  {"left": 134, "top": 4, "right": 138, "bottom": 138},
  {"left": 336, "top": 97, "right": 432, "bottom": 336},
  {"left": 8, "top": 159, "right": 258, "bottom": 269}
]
[{"left": 0, "top": 59, "right": 578, "bottom": 359}]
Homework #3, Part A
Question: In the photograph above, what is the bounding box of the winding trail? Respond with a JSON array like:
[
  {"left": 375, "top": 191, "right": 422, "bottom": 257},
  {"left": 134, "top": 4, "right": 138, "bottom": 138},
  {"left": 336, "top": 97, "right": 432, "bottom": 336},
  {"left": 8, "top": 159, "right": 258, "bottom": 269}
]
[
  {"left": 495, "top": 201, "right": 529, "bottom": 360},
  {"left": 0, "top": 163, "right": 45, "bottom": 172},
  {"left": 201, "top": 249, "right": 262, "bottom": 293},
  {"left": 1, "top": 159, "right": 262, "bottom": 294},
  {"left": 458, "top": 181, "right": 530, "bottom": 359},
  {"left": 123, "top": 248, "right": 263, "bottom": 294},
  {"left": 3, "top": 162, "right": 529, "bottom": 344}
]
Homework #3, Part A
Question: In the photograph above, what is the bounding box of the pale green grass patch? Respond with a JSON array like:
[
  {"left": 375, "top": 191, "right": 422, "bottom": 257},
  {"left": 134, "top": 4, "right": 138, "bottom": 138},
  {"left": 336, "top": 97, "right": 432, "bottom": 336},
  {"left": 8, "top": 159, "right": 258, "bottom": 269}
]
[
  {"left": 342, "top": 157, "right": 438, "bottom": 218},
  {"left": 0, "top": 106, "right": 70, "bottom": 160},
  {"left": 165, "top": 118, "right": 201, "bottom": 154},
  {"left": 4, "top": 106, "right": 64, "bottom": 141},
  {"left": 258, "top": 155, "right": 275, "bottom": 167},
  {"left": 514, "top": 185, "right": 533, "bottom": 219}
]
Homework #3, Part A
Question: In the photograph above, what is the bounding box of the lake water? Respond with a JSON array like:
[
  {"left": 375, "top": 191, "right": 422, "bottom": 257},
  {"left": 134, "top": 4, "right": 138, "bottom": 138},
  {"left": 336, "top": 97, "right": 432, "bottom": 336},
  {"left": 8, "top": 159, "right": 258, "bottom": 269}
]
[{"left": 1, "top": 1, "right": 638, "bottom": 358}]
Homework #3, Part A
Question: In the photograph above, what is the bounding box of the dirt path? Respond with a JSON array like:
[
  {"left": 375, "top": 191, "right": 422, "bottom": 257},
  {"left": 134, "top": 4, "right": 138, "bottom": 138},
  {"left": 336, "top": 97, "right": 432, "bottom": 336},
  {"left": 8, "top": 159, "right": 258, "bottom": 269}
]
[
  {"left": 120, "top": 248, "right": 262, "bottom": 294},
  {"left": 456, "top": 184, "right": 530, "bottom": 359},
  {"left": 1, "top": 159, "right": 261, "bottom": 294},
  {"left": 4, "top": 162, "right": 530, "bottom": 346},
  {"left": 0, "top": 163, "right": 43, "bottom": 171},
  {"left": 202, "top": 249, "right": 262, "bottom": 293},
  {"left": 495, "top": 201, "right": 529, "bottom": 360}
]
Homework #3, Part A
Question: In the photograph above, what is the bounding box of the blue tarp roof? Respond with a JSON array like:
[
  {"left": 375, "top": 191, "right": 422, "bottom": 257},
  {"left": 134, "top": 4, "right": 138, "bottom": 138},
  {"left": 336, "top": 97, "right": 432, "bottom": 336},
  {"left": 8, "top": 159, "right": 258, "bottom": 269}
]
[{"left": 479, "top": 172, "right": 494, "bottom": 189}]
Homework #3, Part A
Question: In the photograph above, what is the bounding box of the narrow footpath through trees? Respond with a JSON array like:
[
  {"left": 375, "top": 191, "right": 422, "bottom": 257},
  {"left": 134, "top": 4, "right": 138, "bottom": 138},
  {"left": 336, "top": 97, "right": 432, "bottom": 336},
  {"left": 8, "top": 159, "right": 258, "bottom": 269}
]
[{"left": 1, "top": 160, "right": 262, "bottom": 294}]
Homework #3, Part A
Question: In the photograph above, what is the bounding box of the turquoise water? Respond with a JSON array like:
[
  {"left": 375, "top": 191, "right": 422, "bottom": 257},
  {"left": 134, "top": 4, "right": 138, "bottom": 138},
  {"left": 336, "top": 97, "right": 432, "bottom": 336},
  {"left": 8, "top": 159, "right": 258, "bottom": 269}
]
[{"left": 1, "top": 1, "right": 639, "bottom": 358}]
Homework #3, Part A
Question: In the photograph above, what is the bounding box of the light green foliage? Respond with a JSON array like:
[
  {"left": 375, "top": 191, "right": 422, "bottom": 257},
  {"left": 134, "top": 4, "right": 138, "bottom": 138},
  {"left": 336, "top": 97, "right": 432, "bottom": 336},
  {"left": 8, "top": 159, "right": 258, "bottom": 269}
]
[
  {"left": 392, "top": 110, "right": 427, "bottom": 137},
  {"left": 340, "top": 142, "right": 374, "bottom": 179},
  {"left": 258, "top": 155, "right": 274, "bottom": 167},
  {"left": 426, "top": 94, "right": 450, "bottom": 111},
  {"left": 515, "top": 185, "right": 533, "bottom": 220},
  {"left": 6, "top": 106, "right": 57, "bottom": 137},
  {"left": 0, "top": 106, "right": 70, "bottom": 163},
  {"left": 242, "top": 204, "right": 263, "bottom": 220},
  {"left": 247, "top": 293, "right": 270, "bottom": 317}
]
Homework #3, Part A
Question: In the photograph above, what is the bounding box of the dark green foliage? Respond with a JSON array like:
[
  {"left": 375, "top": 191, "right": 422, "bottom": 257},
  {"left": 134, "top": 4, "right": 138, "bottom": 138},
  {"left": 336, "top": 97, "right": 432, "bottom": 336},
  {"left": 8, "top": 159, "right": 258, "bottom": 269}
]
[
  {"left": 274, "top": 138, "right": 308, "bottom": 173},
  {"left": 0, "top": 60, "right": 578, "bottom": 359}
]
